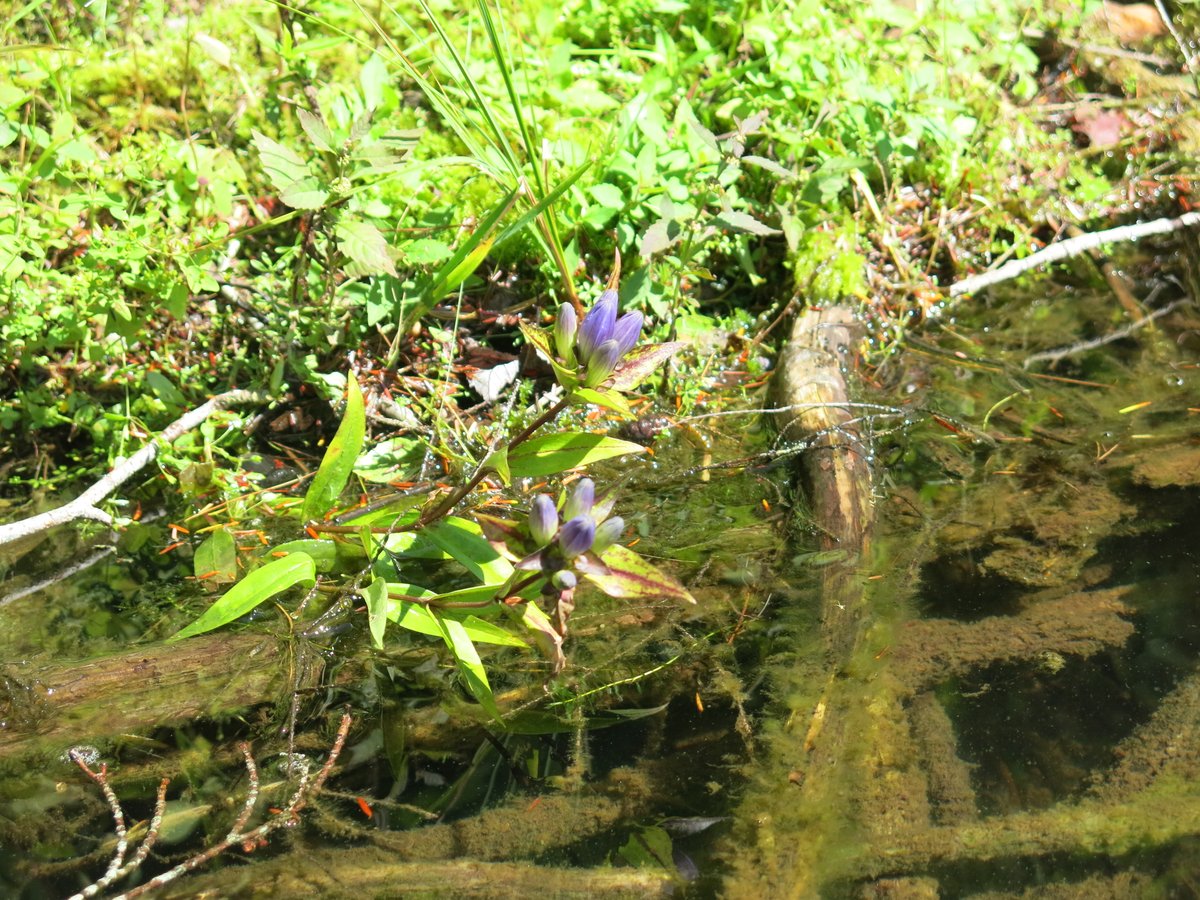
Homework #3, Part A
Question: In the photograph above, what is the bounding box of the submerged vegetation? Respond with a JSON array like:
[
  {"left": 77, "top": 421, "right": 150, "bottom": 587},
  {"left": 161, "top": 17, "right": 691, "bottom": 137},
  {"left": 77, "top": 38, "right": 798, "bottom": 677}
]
[{"left": 2, "top": 0, "right": 1199, "bottom": 896}]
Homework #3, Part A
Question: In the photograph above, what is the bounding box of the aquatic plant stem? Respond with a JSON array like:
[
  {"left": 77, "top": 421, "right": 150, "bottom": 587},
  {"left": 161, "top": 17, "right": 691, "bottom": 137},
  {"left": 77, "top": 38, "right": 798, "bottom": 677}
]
[
  {"left": 413, "top": 395, "right": 571, "bottom": 529},
  {"left": 108, "top": 712, "right": 352, "bottom": 900}
]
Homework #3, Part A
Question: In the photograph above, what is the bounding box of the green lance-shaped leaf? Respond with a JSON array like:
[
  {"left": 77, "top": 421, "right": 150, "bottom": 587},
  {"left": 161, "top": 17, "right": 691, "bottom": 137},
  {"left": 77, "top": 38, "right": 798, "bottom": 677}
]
[
  {"left": 169, "top": 553, "right": 317, "bottom": 642},
  {"left": 584, "top": 543, "right": 696, "bottom": 604},
  {"left": 425, "top": 186, "right": 518, "bottom": 303},
  {"left": 269, "top": 539, "right": 347, "bottom": 572},
  {"left": 424, "top": 516, "right": 514, "bottom": 586},
  {"left": 302, "top": 373, "right": 366, "bottom": 523},
  {"left": 570, "top": 387, "right": 632, "bottom": 417},
  {"left": 507, "top": 432, "right": 646, "bottom": 479},
  {"left": 193, "top": 527, "right": 237, "bottom": 584},
  {"left": 433, "top": 612, "right": 501, "bottom": 720},
  {"left": 365, "top": 575, "right": 389, "bottom": 650},
  {"left": 388, "top": 596, "right": 525, "bottom": 647}
]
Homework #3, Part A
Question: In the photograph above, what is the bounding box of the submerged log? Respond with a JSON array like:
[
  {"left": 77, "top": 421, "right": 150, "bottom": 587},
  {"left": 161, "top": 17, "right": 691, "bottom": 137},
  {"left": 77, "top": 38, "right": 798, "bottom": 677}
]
[
  {"left": 0, "top": 632, "right": 299, "bottom": 762},
  {"left": 772, "top": 305, "right": 873, "bottom": 662},
  {"left": 725, "top": 303, "right": 1185, "bottom": 896},
  {"left": 155, "top": 852, "right": 675, "bottom": 899}
]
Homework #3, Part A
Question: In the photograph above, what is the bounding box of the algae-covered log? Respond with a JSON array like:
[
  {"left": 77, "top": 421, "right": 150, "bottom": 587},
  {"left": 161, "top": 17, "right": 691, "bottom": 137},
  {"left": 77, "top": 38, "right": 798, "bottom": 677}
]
[
  {"left": 772, "top": 305, "right": 873, "bottom": 662},
  {"left": 0, "top": 633, "right": 300, "bottom": 761},
  {"left": 368, "top": 766, "right": 656, "bottom": 862},
  {"left": 890, "top": 587, "right": 1135, "bottom": 696},
  {"left": 155, "top": 852, "right": 675, "bottom": 899}
]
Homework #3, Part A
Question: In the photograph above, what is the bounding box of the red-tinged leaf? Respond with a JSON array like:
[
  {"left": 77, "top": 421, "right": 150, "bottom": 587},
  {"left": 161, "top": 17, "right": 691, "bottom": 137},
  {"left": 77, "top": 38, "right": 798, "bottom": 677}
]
[
  {"left": 475, "top": 513, "right": 526, "bottom": 558},
  {"left": 572, "top": 551, "right": 610, "bottom": 577},
  {"left": 519, "top": 601, "right": 565, "bottom": 674},
  {"left": 585, "top": 543, "right": 695, "bottom": 604},
  {"left": 607, "top": 342, "right": 686, "bottom": 392}
]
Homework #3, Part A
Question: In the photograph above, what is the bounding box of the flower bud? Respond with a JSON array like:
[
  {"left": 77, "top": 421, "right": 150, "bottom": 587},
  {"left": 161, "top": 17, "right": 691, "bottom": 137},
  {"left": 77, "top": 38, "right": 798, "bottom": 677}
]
[
  {"left": 563, "top": 478, "right": 595, "bottom": 521},
  {"left": 591, "top": 487, "right": 617, "bottom": 523},
  {"left": 528, "top": 494, "right": 558, "bottom": 546},
  {"left": 554, "top": 304, "right": 577, "bottom": 364},
  {"left": 558, "top": 515, "right": 595, "bottom": 558},
  {"left": 611, "top": 311, "right": 643, "bottom": 357},
  {"left": 551, "top": 569, "right": 577, "bottom": 591},
  {"left": 576, "top": 290, "right": 618, "bottom": 364},
  {"left": 583, "top": 339, "right": 621, "bottom": 387},
  {"left": 591, "top": 516, "right": 624, "bottom": 554}
]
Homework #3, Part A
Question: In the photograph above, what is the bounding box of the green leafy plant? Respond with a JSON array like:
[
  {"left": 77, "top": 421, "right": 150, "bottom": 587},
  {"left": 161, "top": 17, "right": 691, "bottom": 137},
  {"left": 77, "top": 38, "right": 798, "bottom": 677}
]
[{"left": 169, "top": 275, "right": 692, "bottom": 717}]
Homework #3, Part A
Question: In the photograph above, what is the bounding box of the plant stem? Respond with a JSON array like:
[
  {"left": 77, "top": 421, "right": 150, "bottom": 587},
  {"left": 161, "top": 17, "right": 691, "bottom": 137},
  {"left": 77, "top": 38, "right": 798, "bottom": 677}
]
[{"left": 412, "top": 394, "right": 571, "bottom": 529}]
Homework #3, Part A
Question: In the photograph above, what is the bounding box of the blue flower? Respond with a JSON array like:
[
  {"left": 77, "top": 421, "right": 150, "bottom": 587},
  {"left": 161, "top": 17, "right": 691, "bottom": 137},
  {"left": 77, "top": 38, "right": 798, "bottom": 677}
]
[
  {"left": 528, "top": 494, "right": 558, "bottom": 546},
  {"left": 562, "top": 478, "right": 594, "bottom": 521},
  {"left": 611, "top": 310, "right": 643, "bottom": 357},
  {"left": 558, "top": 515, "right": 595, "bottom": 558},
  {"left": 575, "top": 290, "right": 618, "bottom": 365}
]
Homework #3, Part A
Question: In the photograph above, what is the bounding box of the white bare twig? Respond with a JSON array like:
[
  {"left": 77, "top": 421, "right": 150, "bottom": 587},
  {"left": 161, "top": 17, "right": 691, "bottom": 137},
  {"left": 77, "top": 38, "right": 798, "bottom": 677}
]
[
  {"left": 949, "top": 211, "right": 1200, "bottom": 298},
  {"left": 0, "top": 390, "right": 269, "bottom": 549},
  {"left": 1023, "top": 298, "right": 1184, "bottom": 368}
]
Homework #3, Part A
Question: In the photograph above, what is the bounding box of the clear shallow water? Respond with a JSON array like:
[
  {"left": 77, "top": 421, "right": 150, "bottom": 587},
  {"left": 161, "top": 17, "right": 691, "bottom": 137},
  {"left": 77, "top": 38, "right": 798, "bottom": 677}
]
[{"left": 3, "top": 282, "right": 1200, "bottom": 898}]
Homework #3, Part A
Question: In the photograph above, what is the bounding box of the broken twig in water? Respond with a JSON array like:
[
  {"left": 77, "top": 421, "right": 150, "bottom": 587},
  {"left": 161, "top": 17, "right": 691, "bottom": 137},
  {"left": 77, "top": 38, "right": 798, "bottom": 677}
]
[
  {"left": 1023, "top": 299, "right": 1183, "bottom": 368},
  {"left": 949, "top": 211, "right": 1200, "bottom": 298},
  {"left": 0, "top": 390, "right": 269, "bottom": 549},
  {"left": 67, "top": 712, "right": 351, "bottom": 900}
]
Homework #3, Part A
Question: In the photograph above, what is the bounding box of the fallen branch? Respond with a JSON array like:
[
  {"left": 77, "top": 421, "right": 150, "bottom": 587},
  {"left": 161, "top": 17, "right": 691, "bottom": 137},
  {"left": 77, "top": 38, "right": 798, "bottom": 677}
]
[
  {"left": 67, "top": 712, "right": 352, "bottom": 900},
  {"left": 949, "top": 211, "right": 1200, "bottom": 298},
  {"left": 0, "top": 389, "right": 269, "bottom": 549}
]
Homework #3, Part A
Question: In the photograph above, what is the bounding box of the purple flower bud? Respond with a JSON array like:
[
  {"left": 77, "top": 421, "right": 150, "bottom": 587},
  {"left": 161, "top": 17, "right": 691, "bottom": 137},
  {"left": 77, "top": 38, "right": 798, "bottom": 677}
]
[
  {"left": 563, "top": 478, "right": 594, "bottom": 520},
  {"left": 528, "top": 494, "right": 558, "bottom": 546},
  {"left": 558, "top": 515, "right": 595, "bottom": 557},
  {"left": 592, "top": 516, "right": 624, "bottom": 554},
  {"left": 576, "top": 290, "right": 618, "bottom": 364},
  {"left": 583, "top": 339, "right": 621, "bottom": 387},
  {"left": 551, "top": 569, "right": 577, "bottom": 591},
  {"left": 554, "top": 304, "right": 577, "bottom": 364},
  {"left": 611, "top": 311, "right": 643, "bottom": 357}
]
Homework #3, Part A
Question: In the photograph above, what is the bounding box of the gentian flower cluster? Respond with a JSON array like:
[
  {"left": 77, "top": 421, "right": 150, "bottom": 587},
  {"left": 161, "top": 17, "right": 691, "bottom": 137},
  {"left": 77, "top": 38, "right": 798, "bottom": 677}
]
[
  {"left": 554, "top": 290, "right": 643, "bottom": 388},
  {"left": 518, "top": 478, "right": 624, "bottom": 590}
]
